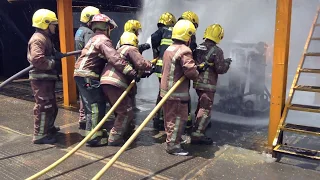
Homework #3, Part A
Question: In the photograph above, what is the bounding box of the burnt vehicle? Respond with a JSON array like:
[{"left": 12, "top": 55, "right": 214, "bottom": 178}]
[{"left": 214, "top": 42, "right": 271, "bottom": 117}]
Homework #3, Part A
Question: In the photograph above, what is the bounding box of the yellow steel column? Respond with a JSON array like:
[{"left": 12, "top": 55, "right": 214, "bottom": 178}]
[
  {"left": 268, "top": 0, "right": 292, "bottom": 148},
  {"left": 57, "top": 0, "right": 77, "bottom": 107}
]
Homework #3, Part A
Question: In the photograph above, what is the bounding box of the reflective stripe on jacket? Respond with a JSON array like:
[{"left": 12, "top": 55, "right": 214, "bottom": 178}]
[
  {"left": 151, "top": 26, "right": 173, "bottom": 78},
  {"left": 160, "top": 43, "right": 199, "bottom": 101},
  {"left": 27, "top": 29, "right": 57, "bottom": 80},
  {"left": 193, "top": 40, "right": 230, "bottom": 92},
  {"left": 74, "top": 32, "right": 135, "bottom": 79},
  {"left": 100, "top": 45, "right": 152, "bottom": 89}
]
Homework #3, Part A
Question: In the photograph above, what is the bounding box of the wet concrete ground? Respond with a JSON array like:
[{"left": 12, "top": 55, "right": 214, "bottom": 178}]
[{"left": 0, "top": 81, "right": 319, "bottom": 179}]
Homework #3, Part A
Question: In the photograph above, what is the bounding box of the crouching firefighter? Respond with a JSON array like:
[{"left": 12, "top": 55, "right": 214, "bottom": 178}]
[
  {"left": 177, "top": 11, "right": 200, "bottom": 131},
  {"left": 151, "top": 12, "right": 176, "bottom": 131},
  {"left": 28, "top": 9, "right": 61, "bottom": 144},
  {"left": 100, "top": 31, "right": 153, "bottom": 146},
  {"left": 74, "top": 6, "right": 100, "bottom": 130},
  {"left": 161, "top": 20, "right": 199, "bottom": 156},
  {"left": 74, "top": 14, "right": 137, "bottom": 147},
  {"left": 191, "top": 24, "right": 232, "bottom": 145}
]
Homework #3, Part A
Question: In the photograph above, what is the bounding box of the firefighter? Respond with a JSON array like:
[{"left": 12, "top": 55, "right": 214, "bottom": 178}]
[
  {"left": 177, "top": 10, "right": 200, "bottom": 131},
  {"left": 191, "top": 24, "right": 232, "bottom": 144},
  {"left": 74, "top": 6, "right": 100, "bottom": 130},
  {"left": 116, "top": 20, "right": 150, "bottom": 52},
  {"left": 151, "top": 12, "right": 176, "bottom": 131},
  {"left": 115, "top": 20, "right": 150, "bottom": 113},
  {"left": 100, "top": 32, "right": 153, "bottom": 146},
  {"left": 74, "top": 14, "right": 137, "bottom": 147},
  {"left": 28, "top": 9, "right": 60, "bottom": 144},
  {"left": 161, "top": 19, "right": 200, "bottom": 156}
]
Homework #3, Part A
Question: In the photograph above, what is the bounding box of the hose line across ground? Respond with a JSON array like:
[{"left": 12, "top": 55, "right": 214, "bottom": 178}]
[
  {"left": 26, "top": 80, "right": 136, "bottom": 180},
  {"left": 92, "top": 76, "right": 186, "bottom": 180}
]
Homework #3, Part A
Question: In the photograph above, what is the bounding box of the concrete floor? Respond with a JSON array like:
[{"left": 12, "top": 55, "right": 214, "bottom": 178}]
[{"left": 0, "top": 82, "right": 319, "bottom": 179}]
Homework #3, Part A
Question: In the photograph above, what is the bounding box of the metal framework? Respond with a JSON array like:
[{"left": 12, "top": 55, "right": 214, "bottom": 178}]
[{"left": 268, "top": 0, "right": 292, "bottom": 148}]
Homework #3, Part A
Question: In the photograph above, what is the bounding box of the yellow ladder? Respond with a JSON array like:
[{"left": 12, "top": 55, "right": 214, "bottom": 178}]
[{"left": 272, "top": 7, "right": 320, "bottom": 161}]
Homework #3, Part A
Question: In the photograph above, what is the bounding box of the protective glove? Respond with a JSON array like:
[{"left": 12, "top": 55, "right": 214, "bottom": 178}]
[
  {"left": 141, "top": 64, "right": 156, "bottom": 78},
  {"left": 134, "top": 75, "right": 141, "bottom": 83},
  {"left": 138, "top": 43, "right": 151, "bottom": 54},
  {"left": 54, "top": 51, "right": 65, "bottom": 60},
  {"left": 225, "top": 58, "right": 232, "bottom": 65}
]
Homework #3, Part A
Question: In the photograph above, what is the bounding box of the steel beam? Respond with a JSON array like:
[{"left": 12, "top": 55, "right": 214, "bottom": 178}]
[
  {"left": 268, "top": 0, "right": 292, "bottom": 147},
  {"left": 57, "top": 0, "right": 77, "bottom": 107}
]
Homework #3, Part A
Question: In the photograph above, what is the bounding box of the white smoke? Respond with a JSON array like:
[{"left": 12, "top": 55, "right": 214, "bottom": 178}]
[{"left": 136, "top": 0, "right": 320, "bottom": 126}]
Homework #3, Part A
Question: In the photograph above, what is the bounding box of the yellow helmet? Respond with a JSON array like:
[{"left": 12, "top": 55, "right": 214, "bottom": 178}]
[
  {"left": 172, "top": 19, "right": 196, "bottom": 42},
  {"left": 203, "top": 24, "right": 224, "bottom": 44},
  {"left": 80, "top": 6, "right": 100, "bottom": 23},
  {"left": 180, "top": 11, "right": 199, "bottom": 28},
  {"left": 158, "top": 12, "right": 176, "bottom": 27},
  {"left": 32, "top": 9, "right": 58, "bottom": 30},
  {"left": 120, "top": 32, "right": 139, "bottom": 47},
  {"left": 124, "top": 20, "right": 142, "bottom": 34}
]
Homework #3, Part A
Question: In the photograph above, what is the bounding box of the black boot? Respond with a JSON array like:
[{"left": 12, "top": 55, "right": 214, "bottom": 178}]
[
  {"left": 79, "top": 121, "right": 86, "bottom": 130},
  {"left": 166, "top": 144, "right": 189, "bottom": 156},
  {"left": 190, "top": 135, "right": 213, "bottom": 145},
  {"left": 33, "top": 136, "right": 57, "bottom": 144},
  {"left": 48, "top": 126, "right": 60, "bottom": 135},
  {"left": 153, "top": 117, "right": 164, "bottom": 131},
  {"left": 86, "top": 136, "right": 108, "bottom": 147}
]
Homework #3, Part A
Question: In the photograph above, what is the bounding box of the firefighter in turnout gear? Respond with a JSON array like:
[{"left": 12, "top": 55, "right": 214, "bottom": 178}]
[
  {"left": 115, "top": 19, "right": 150, "bottom": 114},
  {"left": 161, "top": 20, "right": 199, "bottom": 156},
  {"left": 191, "top": 24, "right": 231, "bottom": 145},
  {"left": 116, "top": 19, "right": 149, "bottom": 113},
  {"left": 74, "top": 14, "right": 137, "bottom": 147},
  {"left": 28, "top": 9, "right": 60, "bottom": 144},
  {"left": 177, "top": 11, "right": 200, "bottom": 131},
  {"left": 74, "top": 6, "right": 100, "bottom": 130},
  {"left": 151, "top": 12, "right": 176, "bottom": 131},
  {"left": 100, "top": 32, "right": 153, "bottom": 146}
]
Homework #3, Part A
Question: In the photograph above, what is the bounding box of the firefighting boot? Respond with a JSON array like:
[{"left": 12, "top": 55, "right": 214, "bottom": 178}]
[
  {"left": 153, "top": 116, "right": 165, "bottom": 131},
  {"left": 79, "top": 120, "right": 86, "bottom": 130},
  {"left": 86, "top": 130, "right": 108, "bottom": 147},
  {"left": 190, "top": 132, "right": 213, "bottom": 145},
  {"left": 108, "top": 129, "right": 125, "bottom": 146},
  {"left": 48, "top": 126, "right": 60, "bottom": 135},
  {"left": 166, "top": 143, "right": 189, "bottom": 156},
  {"left": 33, "top": 135, "right": 57, "bottom": 144}
]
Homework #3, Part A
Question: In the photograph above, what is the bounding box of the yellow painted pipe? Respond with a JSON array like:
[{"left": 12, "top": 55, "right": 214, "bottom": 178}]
[
  {"left": 26, "top": 59, "right": 157, "bottom": 180},
  {"left": 92, "top": 75, "right": 186, "bottom": 180},
  {"left": 26, "top": 80, "right": 136, "bottom": 180}
]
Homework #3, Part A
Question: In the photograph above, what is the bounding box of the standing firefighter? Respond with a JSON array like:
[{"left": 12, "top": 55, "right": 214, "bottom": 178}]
[
  {"left": 151, "top": 12, "right": 176, "bottom": 130},
  {"left": 116, "top": 19, "right": 150, "bottom": 112},
  {"left": 191, "top": 24, "right": 231, "bottom": 144},
  {"left": 161, "top": 20, "right": 199, "bottom": 156},
  {"left": 74, "top": 14, "right": 137, "bottom": 147},
  {"left": 116, "top": 20, "right": 150, "bottom": 53},
  {"left": 177, "top": 11, "right": 200, "bottom": 131},
  {"left": 74, "top": 6, "right": 100, "bottom": 130},
  {"left": 28, "top": 9, "right": 60, "bottom": 144},
  {"left": 101, "top": 32, "right": 153, "bottom": 146}
]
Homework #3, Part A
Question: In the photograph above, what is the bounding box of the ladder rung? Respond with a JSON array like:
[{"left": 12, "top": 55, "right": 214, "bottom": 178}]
[
  {"left": 293, "top": 85, "right": 320, "bottom": 93},
  {"left": 274, "top": 144, "right": 320, "bottom": 160},
  {"left": 288, "top": 104, "right": 320, "bottom": 113},
  {"left": 304, "top": 52, "right": 320, "bottom": 56},
  {"left": 311, "top": 37, "right": 320, "bottom": 40},
  {"left": 299, "top": 68, "right": 320, "bottom": 73},
  {"left": 281, "top": 123, "right": 320, "bottom": 136},
  {"left": 315, "top": 23, "right": 320, "bottom": 26}
]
